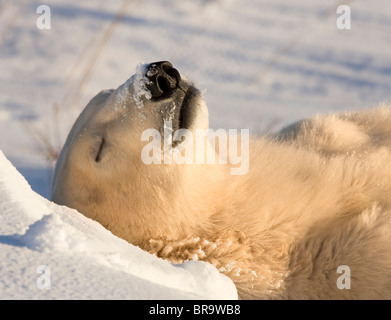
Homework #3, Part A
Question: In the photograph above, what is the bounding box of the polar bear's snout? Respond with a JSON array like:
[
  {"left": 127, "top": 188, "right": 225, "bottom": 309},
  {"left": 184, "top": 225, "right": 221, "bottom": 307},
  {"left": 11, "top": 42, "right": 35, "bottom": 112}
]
[
  {"left": 145, "top": 61, "right": 181, "bottom": 99},
  {"left": 134, "top": 60, "right": 209, "bottom": 133}
]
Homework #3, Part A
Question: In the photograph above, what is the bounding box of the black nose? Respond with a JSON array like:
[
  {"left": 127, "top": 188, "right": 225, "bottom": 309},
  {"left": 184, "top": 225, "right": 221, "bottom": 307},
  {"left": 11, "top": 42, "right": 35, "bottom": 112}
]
[{"left": 146, "top": 61, "right": 181, "bottom": 99}]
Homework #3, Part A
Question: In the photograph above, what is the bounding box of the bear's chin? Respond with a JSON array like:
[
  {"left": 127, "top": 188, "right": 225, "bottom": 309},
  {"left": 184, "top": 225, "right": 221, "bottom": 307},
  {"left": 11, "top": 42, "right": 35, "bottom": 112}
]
[{"left": 176, "top": 85, "right": 202, "bottom": 131}]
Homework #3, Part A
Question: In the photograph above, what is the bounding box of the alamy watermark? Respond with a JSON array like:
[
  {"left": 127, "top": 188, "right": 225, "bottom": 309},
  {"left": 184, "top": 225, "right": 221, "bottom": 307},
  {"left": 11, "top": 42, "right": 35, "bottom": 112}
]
[
  {"left": 141, "top": 121, "right": 250, "bottom": 175},
  {"left": 36, "top": 265, "right": 51, "bottom": 289},
  {"left": 336, "top": 5, "right": 351, "bottom": 30},
  {"left": 36, "top": 5, "right": 51, "bottom": 30},
  {"left": 336, "top": 265, "right": 351, "bottom": 290}
]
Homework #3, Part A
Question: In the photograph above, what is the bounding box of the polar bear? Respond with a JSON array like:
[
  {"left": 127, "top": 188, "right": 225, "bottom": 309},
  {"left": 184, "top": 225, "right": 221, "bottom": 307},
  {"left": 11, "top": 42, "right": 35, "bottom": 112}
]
[{"left": 52, "top": 61, "right": 391, "bottom": 299}]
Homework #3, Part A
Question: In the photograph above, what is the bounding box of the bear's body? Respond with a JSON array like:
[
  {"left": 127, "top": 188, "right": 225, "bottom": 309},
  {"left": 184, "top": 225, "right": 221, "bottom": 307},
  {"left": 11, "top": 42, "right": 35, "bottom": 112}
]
[{"left": 52, "top": 62, "right": 391, "bottom": 299}]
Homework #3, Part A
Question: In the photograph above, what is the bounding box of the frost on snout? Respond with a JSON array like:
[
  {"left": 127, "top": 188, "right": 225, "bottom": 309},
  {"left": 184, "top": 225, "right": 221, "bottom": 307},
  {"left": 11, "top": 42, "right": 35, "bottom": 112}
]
[
  {"left": 113, "top": 61, "right": 181, "bottom": 112},
  {"left": 112, "top": 61, "right": 204, "bottom": 136},
  {"left": 114, "top": 63, "right": 153, "bottom": 111}
]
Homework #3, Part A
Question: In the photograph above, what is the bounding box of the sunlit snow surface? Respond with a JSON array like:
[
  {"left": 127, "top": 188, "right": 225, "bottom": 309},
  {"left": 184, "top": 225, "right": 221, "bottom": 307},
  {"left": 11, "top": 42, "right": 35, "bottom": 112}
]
[
  {"left": 0, "top": 150, "right": 237, "bottom": 299},
  {"left": 1, "top": 0, "right": 391, "bottom": 299}
]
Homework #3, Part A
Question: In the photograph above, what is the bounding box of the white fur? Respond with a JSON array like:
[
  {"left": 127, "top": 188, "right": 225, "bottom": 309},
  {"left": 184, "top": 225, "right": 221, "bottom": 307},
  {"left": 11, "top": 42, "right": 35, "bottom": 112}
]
[{"left": 52, "top": 75, "right": 391, "bottom": 299}]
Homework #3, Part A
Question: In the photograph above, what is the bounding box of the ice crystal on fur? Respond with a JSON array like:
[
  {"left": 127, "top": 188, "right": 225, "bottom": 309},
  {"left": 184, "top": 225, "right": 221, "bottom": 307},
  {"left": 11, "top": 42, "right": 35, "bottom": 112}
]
[
  {"left": 114, "top": 64, "right": 152, "bottom": 111},
  {"left": 114, "top": 77, "right": 132, "bottom": 111},
  {"left": 132, "top": 63, "right": 152, "bottom": 109}
]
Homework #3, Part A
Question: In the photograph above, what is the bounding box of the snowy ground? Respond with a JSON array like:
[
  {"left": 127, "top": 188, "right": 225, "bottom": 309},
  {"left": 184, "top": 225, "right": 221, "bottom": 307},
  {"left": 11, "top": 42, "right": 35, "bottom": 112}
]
[
  {"left": 0, "top": 150, "right": 237, "bottom": 299},
  {"left": 1, "top": 0, "right": 391, "bottom": 299}
]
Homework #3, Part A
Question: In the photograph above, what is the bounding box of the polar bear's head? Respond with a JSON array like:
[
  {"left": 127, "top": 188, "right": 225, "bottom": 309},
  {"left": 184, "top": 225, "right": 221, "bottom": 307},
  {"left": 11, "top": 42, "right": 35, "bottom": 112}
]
[{"left": 51, "top": 61, "right": 217, "bottom": 245}]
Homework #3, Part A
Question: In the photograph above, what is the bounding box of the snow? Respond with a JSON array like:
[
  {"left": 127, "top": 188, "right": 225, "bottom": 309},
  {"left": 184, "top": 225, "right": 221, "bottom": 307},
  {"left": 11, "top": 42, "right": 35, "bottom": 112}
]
[
  {"left": 1, "top": 0, "right": 391, "bottom": 299},
  {"left": 0, "top": 150, "right": 237, "bottom": 299},
  {"left": 1, "top": 1, "right": 390, "bottom": 174},
  {"left": 115, "top": 63, "right": 152, "bottom": 111},
  {"left": 132, "top": 63, "right": 152, "bottom": 109}
]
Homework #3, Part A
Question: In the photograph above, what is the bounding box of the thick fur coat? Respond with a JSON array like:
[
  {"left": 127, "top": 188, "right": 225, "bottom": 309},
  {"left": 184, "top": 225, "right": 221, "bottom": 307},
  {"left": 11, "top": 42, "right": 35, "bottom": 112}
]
[
  {"left": 147, "top": 105, "right": 391, "bottom": 299},
  {"left": 52, "top": 63, "right": 391, "bottom": 299}
]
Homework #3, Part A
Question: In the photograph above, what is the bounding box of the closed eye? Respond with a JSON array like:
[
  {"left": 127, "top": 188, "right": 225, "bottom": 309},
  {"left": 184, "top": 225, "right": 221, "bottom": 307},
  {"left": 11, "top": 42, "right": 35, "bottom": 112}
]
[{"left": 95, "top": 137, "right": 105, "bottom": 162}]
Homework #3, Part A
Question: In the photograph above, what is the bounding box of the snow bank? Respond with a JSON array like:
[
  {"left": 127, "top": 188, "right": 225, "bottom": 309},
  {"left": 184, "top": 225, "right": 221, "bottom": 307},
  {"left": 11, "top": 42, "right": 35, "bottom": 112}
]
[{"left": 0, "top": 150, "right": 237, "bottom": 300}]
